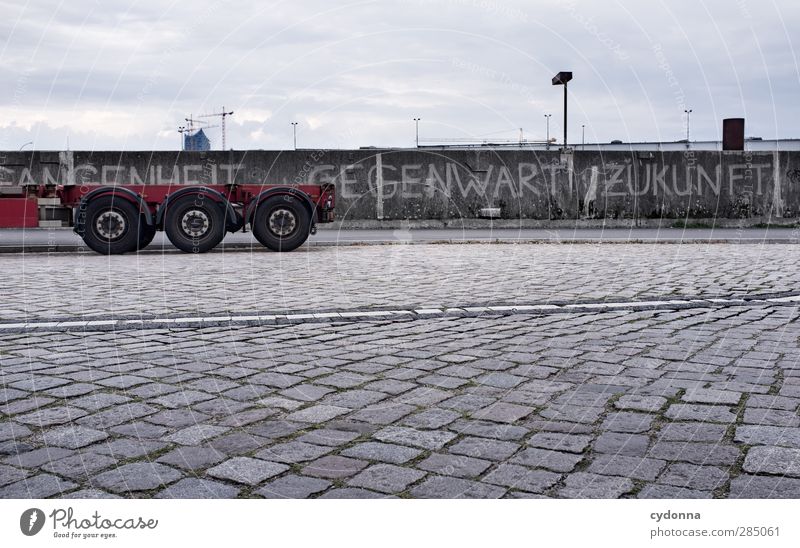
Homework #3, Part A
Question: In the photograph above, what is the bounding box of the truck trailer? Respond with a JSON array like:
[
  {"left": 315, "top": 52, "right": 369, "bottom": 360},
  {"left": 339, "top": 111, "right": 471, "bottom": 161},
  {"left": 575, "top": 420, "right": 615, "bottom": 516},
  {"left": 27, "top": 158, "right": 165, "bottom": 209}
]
[{"left": 0, "top": 180, "right": 336, "bottom": 254}]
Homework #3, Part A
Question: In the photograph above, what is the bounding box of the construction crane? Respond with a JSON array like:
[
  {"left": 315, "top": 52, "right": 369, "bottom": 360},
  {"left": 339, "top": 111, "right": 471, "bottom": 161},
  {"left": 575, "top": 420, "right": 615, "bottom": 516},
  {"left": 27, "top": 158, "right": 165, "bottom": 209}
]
[{"left": 198, "top": 107, "right": 234, "bottom": 150}]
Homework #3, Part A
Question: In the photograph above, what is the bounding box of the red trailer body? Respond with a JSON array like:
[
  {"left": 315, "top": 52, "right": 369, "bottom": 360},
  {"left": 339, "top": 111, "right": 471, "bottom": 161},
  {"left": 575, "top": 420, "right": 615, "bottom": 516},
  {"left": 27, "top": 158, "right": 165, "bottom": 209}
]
[{"left": 1, "top": 181, "right": 335, "bottom": 254}]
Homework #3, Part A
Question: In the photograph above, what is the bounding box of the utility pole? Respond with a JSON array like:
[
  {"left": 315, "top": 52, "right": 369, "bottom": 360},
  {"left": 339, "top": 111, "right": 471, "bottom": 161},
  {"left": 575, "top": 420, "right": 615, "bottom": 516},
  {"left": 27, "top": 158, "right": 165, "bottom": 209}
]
[
  {"left": 544, "top": 114, "right": 551, "bottom": 150},
  {"left": 291, "top": 122, "right": 298, "bottom": 150},
  {"left": 413, "top": 118, "right": 421, "bottom": 147},
  {"left": 684, "top": 109, "right": 692, "bottom": 148}
]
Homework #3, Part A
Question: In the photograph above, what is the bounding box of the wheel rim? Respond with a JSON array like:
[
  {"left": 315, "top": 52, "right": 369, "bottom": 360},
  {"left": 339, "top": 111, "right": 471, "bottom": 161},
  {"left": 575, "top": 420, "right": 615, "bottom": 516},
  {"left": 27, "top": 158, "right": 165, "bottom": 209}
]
[
  {"left": 180, "top": 209, "right": 211, "bottom": 238},
  {"left": 95, "top": 210, "right": 127, "bottom": 241},
  {"left": 268, "top": 208, "right": 297, "bottom": 237}
]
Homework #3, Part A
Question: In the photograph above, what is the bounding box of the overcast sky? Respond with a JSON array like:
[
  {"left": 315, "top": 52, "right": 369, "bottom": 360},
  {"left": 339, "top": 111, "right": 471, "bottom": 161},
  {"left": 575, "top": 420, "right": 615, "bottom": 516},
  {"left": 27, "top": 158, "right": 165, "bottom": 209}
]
[{"left": 1, "top": 0, "right": 798, "bottom": 151}]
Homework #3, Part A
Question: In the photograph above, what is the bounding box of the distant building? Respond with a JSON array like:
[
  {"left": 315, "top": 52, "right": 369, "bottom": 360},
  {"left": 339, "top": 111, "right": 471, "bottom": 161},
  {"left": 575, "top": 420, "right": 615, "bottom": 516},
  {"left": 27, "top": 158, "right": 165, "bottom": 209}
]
[{"left": 184, "top": 129, "right": 210, "bottom": 151}]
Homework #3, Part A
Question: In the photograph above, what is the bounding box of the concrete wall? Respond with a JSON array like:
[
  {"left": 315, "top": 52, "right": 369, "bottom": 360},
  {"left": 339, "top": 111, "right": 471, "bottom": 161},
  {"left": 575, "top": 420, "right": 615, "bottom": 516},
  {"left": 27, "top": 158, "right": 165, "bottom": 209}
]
[{"left": 2, "top": 149, "right": 800, "bottom": 221}]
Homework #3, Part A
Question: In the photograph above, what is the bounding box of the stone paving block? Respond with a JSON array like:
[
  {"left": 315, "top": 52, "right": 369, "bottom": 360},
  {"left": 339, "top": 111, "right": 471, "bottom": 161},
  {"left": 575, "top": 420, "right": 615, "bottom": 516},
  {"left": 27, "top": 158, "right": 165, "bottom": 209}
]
[
  {"left": 38, "top": 425, "right": 108, "bottom": 449},
  {"left": 729, "top": 474, "right": 800, "bottom": 498},
  {"left": 207, "top": 457, "right": 289, "bottom": 485},
  {"left": 416, "top": 453, "right": 492, "bottom": 478},
  {"left": 5, "top": 447, "right": 75, "bottom": 468},
  {"left": 315, "top": 372, "right": 373, "bottom": 389},
  {"left": 743, "top": 446, "right": 800, "bottom": 476},
  {"left": 558, "top": 472, "right": 634, "bottom": 499},
  {"left": 657, "top": 463, "right": 729, "bottom": 491},
  {"left": 0, "top": 463, "right": 29, "bottom": 487},
  {"left": 69, "top": 393, "right": 131, "bottom": 411},
  {"left": 109, "top": 422, "right": 169, "bottom": 439},
  {"left": 217, "top": 408, "right": 278, "bottom": 428},
  {"left": 448, "top": 419, "right": 529, "bottom": 441},
  {"left": 156, "top": 447, "right": 227, "bottom": 471},
  {"left": 96, "top": 375, "right": 151, "bottom": 389},
  {"left": 0, "top": 422, "right": 32, "bottom": 442},
  {"left": 43, "top": 383, "right": 99, "bottom": 398},
  {"left": 155, "top": 478, "right": 240, "bottom": 499},
  {"left": 482, "top": 463, "right": 560, "bottom": 493},
  {"left": 647, "top": 442, "right": 740, "bottom": 466},
  {"left": 664, "top": 404, "right": 737, "bottom": 423},
  {"left": 401, "top": 408, "right": 461, "bottom": 429},
  {"left": 743, "top": 408, "right": 800, "bottom": 427},
  {"left": 440, "top": 394, "right": 497, "bottom": 413},
  {"left": 279, "top": 384, "right": 334, "bottom": 402},
  {"left": 592, "top": 432, "right": 650, "bottom": 456},
  {"left": 319, "top": 488, "right": 395, "bottom": 499},
  {"left": 255, "top": 441, "right": 332, "bottom": 464},
  {"left": 165, "top": 425, "right": 231, "bottom": 445},
  {"left": 363, "top": 379, "right": 417, "bottom": 395},
  {"left": 10, "top": 377, "right": 71, "bottom": 391},
  {"left": 587, "top": 454, "right": 666, "bottom": 481},
  {"left": 297, "top": 429, "right": 360, "bottom": 447},
  {"left": 150, "top": 390, "right": 215, "bottom": 409},
  {"left": 348, "top": 463, "right": 426, "bottom": 494},
  {"left": 734, "top": 425, "right": 800, "bottom": 448},
  {"left": 410, "top": 476, "right": 506, "bottom": 498},
  {"left": 324, "top": 390, "right": 389, "bottom": 409},
  {"left": 0, "top": 473, "right": 77, "bottom": 498},
  {"left": 349, "top": 403, "right": 416, "bottom": 424},
  {"left": 538, "top": 405, "right": 605, "bottom": 423},
  {"left": 682, "top": 388, "right": 742, "bottom": 405},
  {"left": 528, "top": 432, "right": 592, "bottom": 454},
  {"left": 93, "top": 463, "right": 182, "bottom": 493},
  {"left": 61, "top": 489, "right": 121, "bottom": 499},
  {"left": 657, "top": 422, "right": 727, "bottom": 442},
  {"left": 472, "top": 402, "right": 534, "bottom": 423},
  {"left": 94, "top": 439, "right": 169, "bottom": 459},
  {"left": 373, "top": 426, "right": 457, "bottom": 450},
  {"left": 419, "top": 375, "right": 470, "bottom": 389},
  {"left": 614, "top": 394, "right": 667, "bottom": 412},
  {"left": 448, "top": 437, "right": 520, "bottom": 461},
  {"left": 746, "top": 395, "right": 799, "bottom": 411},
  {"left": 303, "top": 456, "right": 368, "bottom": 479},
  {"left": 246, "top": 420, "right": 306, "bottom": 440},
  {"left": 476, "top": 372, "right": 526, "bottom": 389},
  {"left": 638, "top": 484, "right": 712, "bottom": 499},
  {"left": 341, "top": 442, "right": 423, "bottom": 464},
  {"left": 77, "top": 402, "right": 157, "bottom": 429},
  {"left": 257, "top": 475, "right": 331, "bottom": 498},
  {"left": 191, "top": 398, "right": 251, "bottom": 417},
  {"left": 510, "top": 448, "right": 583, "bottom": 473},
  {"left": 145, "top": 409, "right": 210, "bottom": 428},
  {"left": 41, "top": 452, "right": 117, "bottom": 481},
  {"left": 397, "top": 387, "right": 451, "bottom": 406},
  {"left": 16, "top": 406, "right": 88, "bottom": 427},
  {"left": 600, "top": 412, "right": 655, "bottom": 433},
  {"left": 276, "top": 401, "right": 349, "bottom": 422}
]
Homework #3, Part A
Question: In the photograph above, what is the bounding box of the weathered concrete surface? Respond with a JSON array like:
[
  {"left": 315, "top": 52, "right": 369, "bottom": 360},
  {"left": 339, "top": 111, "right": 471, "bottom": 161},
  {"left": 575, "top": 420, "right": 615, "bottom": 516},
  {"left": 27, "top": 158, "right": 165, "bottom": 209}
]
[{"left": 2, "top": 149, "right": 799, "bottom": 221}]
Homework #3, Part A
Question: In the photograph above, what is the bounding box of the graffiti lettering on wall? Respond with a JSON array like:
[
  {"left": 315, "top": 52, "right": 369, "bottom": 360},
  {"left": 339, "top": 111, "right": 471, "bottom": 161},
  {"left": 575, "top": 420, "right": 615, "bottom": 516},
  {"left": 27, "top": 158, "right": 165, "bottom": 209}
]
[{"left": 0, "top": 159, "right": 776, "bottom": 201}]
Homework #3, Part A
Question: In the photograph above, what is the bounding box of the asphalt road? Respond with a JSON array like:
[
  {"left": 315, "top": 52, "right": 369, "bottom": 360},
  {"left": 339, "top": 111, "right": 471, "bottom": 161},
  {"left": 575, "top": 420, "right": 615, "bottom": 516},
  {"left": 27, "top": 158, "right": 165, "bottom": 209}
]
[{"left": 1, "top": 226, "right": 799, "bottom": 252}]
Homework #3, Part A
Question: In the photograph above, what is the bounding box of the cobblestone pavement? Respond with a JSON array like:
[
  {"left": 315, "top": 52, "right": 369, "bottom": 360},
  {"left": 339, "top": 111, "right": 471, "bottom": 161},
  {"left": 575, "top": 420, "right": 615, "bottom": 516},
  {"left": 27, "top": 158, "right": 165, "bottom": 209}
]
[
  {"left": 1, "top": 244, "right": 799, "bottom": 498},
  {"left": 2, "top": 243, "right": 800, "bottom": 321}
]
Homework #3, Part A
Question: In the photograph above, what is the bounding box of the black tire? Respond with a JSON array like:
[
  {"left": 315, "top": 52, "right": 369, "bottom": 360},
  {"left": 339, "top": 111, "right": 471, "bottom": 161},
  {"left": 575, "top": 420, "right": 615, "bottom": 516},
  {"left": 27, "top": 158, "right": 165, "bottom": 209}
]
[
  {"left": 81, "top": 195, "right": 141, "bottom": 255},
  {"left": 163, "top": 194, "right": 225, "bottom": 253},
  {"left": 138, "top": 220, "right": 157, "bottom": 249},
  {"left": 252, "top": 195, "right": 311, "bottom": 252}
]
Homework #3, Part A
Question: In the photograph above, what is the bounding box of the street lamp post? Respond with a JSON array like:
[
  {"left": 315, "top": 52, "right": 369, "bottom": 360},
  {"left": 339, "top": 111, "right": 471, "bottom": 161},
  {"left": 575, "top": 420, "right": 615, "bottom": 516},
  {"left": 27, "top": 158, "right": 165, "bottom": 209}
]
[
  {"left": 413, "top": 117, "right": 421, "bottom": 147},
  {"left": 552, "top": 71, "right": 573, "bottom": 149},
  {"left": 291, "top": 122, "right": 298, "bottom": 150},
  {"left": 19, "top": 141, "right": 33, "bottom": 151},
  {"left": 178, "top": 127, "right": 185, "bottom": 151},
  {"left": 581, "top": 125, "right": 585, "bottom": 150},
  {"left": 544, "top": 114, "right": 551, "bottom": 150},
  {"left": 684, "top": 109, "right": 692, "bottom": 148}
]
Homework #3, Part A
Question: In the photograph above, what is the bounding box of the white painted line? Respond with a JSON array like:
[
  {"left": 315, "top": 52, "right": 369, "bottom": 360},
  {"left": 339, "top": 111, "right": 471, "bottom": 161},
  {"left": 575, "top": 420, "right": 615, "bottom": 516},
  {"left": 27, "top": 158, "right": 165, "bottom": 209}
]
[{"left": 2, "top": 292, "right": 799, "bottom": 332}]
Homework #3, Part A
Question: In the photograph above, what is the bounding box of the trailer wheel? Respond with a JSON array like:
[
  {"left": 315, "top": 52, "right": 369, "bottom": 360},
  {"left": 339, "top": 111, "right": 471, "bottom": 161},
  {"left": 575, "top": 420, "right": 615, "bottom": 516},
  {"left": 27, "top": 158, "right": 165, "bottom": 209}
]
[
  {"left": 163, "top": 194, "right": 225, "bottom": 253},
  {"left": 82, "top": 196, "right": 141, "bottom": 255},
  {"left": 252, "top": 195, "right": 311, "bottom": 252}
]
